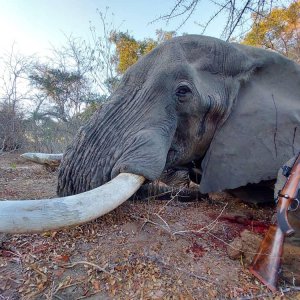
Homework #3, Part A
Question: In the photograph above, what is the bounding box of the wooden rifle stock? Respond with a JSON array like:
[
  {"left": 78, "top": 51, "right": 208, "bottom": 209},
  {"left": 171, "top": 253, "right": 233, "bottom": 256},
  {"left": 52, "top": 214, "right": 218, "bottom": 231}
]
[
  {"left": 249, "top": 225, "right": 284, "bottom": 292},
  {"left": 249, "top": 152, "right": 300, "bottom": 291}
]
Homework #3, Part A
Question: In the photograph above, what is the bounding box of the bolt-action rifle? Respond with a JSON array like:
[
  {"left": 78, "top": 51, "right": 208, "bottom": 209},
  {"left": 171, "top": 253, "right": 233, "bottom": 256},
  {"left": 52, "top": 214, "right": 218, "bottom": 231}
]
[{"left": 249, "top": 152, "right": 300, "bottom": 292}]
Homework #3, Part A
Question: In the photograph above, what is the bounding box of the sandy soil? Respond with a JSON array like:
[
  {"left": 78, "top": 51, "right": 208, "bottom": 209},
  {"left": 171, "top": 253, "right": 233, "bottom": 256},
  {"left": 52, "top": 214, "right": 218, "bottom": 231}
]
[{"left": 0, "top": 152, "right": 299, "bottom": 300}]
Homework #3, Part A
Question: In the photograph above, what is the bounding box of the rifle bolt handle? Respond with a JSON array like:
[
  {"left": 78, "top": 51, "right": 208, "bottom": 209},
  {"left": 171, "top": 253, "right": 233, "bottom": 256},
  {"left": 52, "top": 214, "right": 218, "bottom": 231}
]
[{"left": 282, "top": 166, "right": 292, "bottom": 177}]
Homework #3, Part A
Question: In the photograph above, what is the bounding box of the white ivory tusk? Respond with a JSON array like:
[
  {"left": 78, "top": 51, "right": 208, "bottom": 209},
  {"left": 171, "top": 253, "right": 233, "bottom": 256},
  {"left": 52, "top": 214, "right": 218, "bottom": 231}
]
[
  {"left": 0, "top": 173, "right": 145, "bottom": 233},
  {"left": 20, "top": 153, "right": 63, "bottom": 166}
]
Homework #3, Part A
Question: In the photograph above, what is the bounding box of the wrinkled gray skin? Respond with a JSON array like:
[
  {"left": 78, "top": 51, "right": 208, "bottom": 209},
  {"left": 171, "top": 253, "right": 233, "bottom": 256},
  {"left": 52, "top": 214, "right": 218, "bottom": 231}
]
[{"left": 57, "top": 35, "right": 300, "bottom": 197}]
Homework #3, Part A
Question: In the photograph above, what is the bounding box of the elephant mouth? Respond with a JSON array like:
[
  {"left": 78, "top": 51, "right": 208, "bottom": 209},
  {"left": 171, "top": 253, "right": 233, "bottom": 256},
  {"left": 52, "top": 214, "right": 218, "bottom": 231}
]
[
  {"left": 166, "top": 148, "right": 178, "bottom": 167},
  {"left": 166, "top": 146, "right": 202, "bottom": 169},
  {"left": 164, "top": 145, "right": 204, "bottom": 185}
]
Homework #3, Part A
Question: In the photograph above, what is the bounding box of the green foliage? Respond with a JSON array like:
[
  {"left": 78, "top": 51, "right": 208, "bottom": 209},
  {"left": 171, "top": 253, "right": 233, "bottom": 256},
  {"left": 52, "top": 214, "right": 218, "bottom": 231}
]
[
  {"left": 10, "top": 163, "right": 17, "bottom": 169},
  {"left": 30, "top": 66, "right": 83, "bottom": 121},
  {"left": 111, "top": 30, "right": 176, "bottom": 74},
  {"left": 243, "top": 1, "right": 300, "bottom": 62},
  {"left": 30, "top": 69, "right": 82, "bottom": 98},
  {"left": 29, "top": 63, "right": 107, "bottom": 123}
]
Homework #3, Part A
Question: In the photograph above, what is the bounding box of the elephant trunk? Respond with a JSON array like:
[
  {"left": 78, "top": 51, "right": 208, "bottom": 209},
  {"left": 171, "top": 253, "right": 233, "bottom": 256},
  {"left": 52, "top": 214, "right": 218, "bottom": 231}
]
[
  {"left": 57, "top": 89, "right": 176, "bottom": 196},
  {"left": 0, "top": 92, "right": 176, "bottom": 233}
]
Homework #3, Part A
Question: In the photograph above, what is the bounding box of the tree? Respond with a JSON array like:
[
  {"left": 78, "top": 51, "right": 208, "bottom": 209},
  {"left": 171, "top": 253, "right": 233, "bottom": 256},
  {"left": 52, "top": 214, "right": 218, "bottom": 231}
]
[
  {"left": 110, "top": 32, "right": 140, "bottom": 74},
  {"left": 0, "top": 9, "right": 124, "bottom": 152},
  {"left": 243, "top": 1, "right": 300, "bottom": 62},
  {"left": 111, "top": 30, "right": 176, "bottom": 74},
  {"left": 0, "top": 45, "right": 33, "bottom": 151},
  {"left": 156, "top": 0, "right": 290, "bottom": 40},
  {"left": 88, "top": 8, "right": 121, "bottom": 94},
  {"left": 24, "top": 35, "right": 107, "bottom": 152},
  {"left": 29, "top": 66, "right": 87, "bottom": 122}
]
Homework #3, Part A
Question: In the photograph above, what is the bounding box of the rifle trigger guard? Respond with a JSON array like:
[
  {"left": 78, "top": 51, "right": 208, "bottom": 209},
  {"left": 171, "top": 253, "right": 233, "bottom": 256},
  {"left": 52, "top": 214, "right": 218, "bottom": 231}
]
[
  {"left": 289, "top": 198, "right": 299, "bottom": 212},
  {"left": 277, "top": 192, "right": 300, "bottom": 211}
]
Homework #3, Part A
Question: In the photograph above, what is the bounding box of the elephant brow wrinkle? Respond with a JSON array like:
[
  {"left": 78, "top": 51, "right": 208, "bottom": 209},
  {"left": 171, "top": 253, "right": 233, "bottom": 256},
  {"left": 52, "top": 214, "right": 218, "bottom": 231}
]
[
  {"left": 292, "top": 126, "right": 297, "bottom": 156},
  {"left": 198, "top": 96, "right": 212, "bottom": 137},
  {"left": 271, "top": 94, "right": 278, "bottom": 158}
]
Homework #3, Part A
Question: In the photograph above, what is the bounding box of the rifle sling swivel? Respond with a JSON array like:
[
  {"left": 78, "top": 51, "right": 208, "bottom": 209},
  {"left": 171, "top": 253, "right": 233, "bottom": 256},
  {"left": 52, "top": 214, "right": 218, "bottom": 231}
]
[{"left": 278, "top": 192, "right": 294, "bottom": 200}]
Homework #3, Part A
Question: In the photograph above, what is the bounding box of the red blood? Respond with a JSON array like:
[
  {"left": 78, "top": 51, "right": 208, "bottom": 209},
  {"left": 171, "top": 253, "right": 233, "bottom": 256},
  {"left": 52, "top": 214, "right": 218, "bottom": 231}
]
[
  {"left": 187, "top": 242, "right": 205, "bottom": 258},
  {"left": 219, "top": 215, "right": 269, "bottom": 234}
]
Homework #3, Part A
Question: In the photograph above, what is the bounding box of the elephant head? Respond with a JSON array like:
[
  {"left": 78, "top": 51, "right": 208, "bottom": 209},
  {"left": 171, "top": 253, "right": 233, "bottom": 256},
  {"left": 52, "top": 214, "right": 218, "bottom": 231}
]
[{"left": 1, "top": 35, "right": 300, "bottom": 233}]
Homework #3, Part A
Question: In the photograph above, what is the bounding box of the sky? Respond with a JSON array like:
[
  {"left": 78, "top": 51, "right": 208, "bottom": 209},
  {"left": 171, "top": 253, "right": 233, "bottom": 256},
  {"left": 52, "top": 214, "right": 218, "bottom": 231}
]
[{"left": 0, "top": 0, "right": 226, "bottom": 57}]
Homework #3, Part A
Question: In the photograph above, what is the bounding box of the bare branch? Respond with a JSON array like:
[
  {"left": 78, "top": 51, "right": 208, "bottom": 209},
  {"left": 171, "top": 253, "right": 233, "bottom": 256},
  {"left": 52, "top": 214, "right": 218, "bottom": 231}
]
[{"left": 153, "top": 0, "right": 287, "bottom": 40}]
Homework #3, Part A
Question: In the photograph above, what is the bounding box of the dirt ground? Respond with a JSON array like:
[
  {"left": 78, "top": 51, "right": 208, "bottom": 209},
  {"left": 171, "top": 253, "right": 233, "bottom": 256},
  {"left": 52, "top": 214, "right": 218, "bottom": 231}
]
[{"left": 0, "top": 153, "right": 299, "bottom": 300}]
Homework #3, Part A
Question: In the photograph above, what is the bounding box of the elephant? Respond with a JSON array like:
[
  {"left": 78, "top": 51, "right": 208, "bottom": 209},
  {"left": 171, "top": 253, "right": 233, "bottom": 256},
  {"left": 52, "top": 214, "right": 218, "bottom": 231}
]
[{"left": 1, "top": 34, "right": 300, "bottom": 233}]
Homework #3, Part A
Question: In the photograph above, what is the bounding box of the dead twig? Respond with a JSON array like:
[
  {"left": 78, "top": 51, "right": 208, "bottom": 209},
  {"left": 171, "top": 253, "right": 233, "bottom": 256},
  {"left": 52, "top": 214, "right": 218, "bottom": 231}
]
[
  {"left": 173, "top": 202, "right": 228, "bottom": 235},
  {"left": 156, "top": 186, "right": 185, "bottom": 214},
  {"left": 65, "top": 260, "right": 121, "bottom": 280},
  {"left": 53, "top": 279, "right": 86, "bottom": 296},
  {"left": 75, "top": 290, "right": 103, "bottom": 300},
  {"left": 138, "top": 216, "right": 172, "bottom": 235},
  {"left": 144, "top": 254, "right": 209, "bottom": 282},
  {"left": 137, "top": 198, "right": 228, "bottom": 241},
  {"left": 137, "top": 187, "right": 185, "bottom": 233}
]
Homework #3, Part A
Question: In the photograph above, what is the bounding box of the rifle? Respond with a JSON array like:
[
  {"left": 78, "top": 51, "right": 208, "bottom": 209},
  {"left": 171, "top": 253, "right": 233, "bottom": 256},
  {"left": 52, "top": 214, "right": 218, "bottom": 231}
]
[{"left": 249, "top": 152, "right": 300, "bottom": 292}]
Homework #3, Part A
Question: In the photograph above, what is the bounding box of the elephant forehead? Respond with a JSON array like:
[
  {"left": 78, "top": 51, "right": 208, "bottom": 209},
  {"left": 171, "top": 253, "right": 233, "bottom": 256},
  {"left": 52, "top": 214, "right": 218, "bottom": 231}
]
[
  {"left": 164, "top": 35, "right": 256, "bottom": 77},
  {"left": 122, "top": 35, "right": 257, "bottom": 90}
]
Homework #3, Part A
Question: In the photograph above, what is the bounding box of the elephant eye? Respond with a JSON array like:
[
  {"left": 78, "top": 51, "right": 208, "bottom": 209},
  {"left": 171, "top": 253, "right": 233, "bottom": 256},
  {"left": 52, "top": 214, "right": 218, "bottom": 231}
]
[{"left": 176, "top": 86, "right": 191, "bottom": 96}]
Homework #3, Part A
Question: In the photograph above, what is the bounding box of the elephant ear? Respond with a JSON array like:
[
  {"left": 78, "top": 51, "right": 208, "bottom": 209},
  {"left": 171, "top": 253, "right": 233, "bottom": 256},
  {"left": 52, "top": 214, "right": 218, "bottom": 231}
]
[{"left": 200, "top": 45, "right": 300, "bottom": 193}]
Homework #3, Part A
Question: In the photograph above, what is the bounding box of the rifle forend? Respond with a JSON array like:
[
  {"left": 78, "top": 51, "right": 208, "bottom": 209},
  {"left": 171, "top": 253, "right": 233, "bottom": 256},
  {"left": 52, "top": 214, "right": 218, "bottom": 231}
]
[{"left": 277, "top": 152, "right": 300, "bottom": 235}]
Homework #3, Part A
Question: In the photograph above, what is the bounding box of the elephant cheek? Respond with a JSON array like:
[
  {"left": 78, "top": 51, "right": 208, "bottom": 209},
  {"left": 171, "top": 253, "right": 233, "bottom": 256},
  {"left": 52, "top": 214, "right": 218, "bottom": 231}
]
[{"left": 111, "top": 129, "right": 172, "bottom": 181}]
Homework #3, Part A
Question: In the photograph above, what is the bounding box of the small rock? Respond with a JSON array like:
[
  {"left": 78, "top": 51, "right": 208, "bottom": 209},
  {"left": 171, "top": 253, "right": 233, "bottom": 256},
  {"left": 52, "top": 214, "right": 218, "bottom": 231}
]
[
  {"left": 121, "top": 222, "right": 139, "bottom": 235},
  {"left": 226, "top": 230, "right": 262, "bottom": 263},
  {"left": 240, "top": 230, "right": 262, "bottom": 264},
  {"left": 227, "top": 237, "right": 243, "bottom": 259}
]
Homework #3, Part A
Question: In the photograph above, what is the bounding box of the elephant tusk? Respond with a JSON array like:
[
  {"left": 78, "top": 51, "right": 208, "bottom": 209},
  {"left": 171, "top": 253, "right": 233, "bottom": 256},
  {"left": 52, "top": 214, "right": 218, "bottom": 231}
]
[
  {"left": 21, "top": 153, "right": 63, "bottom": 166},
  {"left": 0, "top": 173, "right": 145, "bottom": 233}
]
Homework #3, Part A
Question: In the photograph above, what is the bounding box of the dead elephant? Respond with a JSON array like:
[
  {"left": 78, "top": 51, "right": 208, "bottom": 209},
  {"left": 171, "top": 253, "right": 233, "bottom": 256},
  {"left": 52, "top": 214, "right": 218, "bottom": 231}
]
[{"left": 1, "top": 35, "right": 299, "bottom": 233}]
